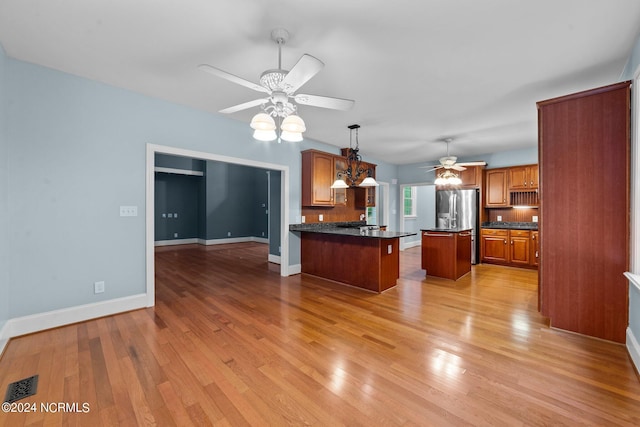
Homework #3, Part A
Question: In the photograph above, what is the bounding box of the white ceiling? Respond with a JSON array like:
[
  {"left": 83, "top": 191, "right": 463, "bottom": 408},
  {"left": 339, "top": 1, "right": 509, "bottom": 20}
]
[{"left": 1, "top": 0, "right": 639, "bottom": 165}]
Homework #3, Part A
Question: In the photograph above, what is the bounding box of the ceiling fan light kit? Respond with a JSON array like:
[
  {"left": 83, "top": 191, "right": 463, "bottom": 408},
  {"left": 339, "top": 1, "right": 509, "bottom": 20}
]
[
  {"left": 421, "top": 138, "right": 487, "bottom": 185},
  {"left": 200, "top": 28, "right": 354, "bottom": 143}
]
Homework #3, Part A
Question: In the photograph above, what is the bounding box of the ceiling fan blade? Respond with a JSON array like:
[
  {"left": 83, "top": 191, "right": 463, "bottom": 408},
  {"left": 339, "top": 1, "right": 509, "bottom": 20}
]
[
  {"left": 294, "top": 93, "right": 355, "bottom": 110},
  {"left": 457, "top": 161, "right": 488, "bottom": 166},
  {"left": 419, "top": 164, "right": 441, "bottom": 169},
  {"left": 451, "top": 165, "right": 467, "bottom": 171},
  {"left": 281, "top": 54, "right": 324, "bottom": 93},
  {"left": 219, "top": 98, "right": 269, "bottom": 114},
  {"left": 423, "top": 167, "right": 440, "bottom": 173},
  {"left": 198, "top": 64, "right": 269, "bottom": 94}
]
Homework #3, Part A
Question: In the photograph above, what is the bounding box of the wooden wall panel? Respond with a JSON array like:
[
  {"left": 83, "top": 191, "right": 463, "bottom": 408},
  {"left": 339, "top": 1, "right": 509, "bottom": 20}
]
[{"left": 537, "top": 81, "right": 630, "bottom": 343}]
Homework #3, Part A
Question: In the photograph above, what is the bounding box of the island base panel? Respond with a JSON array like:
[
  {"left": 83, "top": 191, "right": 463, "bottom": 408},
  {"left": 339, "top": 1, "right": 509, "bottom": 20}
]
[{"left": 300, "top": 233, "right": 400, "bottom": 293}]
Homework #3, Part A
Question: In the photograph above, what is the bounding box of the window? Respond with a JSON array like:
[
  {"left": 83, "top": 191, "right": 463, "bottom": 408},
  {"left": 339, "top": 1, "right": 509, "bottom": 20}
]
[{"left": 403, "top": 186, "right": 417, "bottom": 217}]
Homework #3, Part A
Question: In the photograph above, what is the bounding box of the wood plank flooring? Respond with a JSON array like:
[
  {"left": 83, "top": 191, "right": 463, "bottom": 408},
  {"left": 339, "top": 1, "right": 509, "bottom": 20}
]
[{"left": 1, "top": 242, "right": 639, "bottom": 426}]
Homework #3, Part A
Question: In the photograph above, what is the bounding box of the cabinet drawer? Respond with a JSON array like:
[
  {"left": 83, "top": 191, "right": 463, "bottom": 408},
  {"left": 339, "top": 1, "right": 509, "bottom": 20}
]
[
  {"left": 481, "top": 228, "right": 508, "bottom": 237},
  {"left": 510, "top": 230, "right": 531, "bottom": 238}
]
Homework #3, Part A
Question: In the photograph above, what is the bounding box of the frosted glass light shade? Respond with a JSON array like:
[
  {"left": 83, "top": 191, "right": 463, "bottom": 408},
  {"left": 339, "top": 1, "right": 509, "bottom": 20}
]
[
  {"left": 281, "top": 130, "right": 303, "bottom": 142},
  {"left": 253, "top": 129, "right": 277, "bottom": 141},
  {"left": 281, "top": 115, "right": 306, "bottom": 133},
  {"left": 250, "top": 113, "right": 276, "bottom": 131},
  {"left": 359, "top": 176, "right": 379, "bottom": 187},
  {"left": 331, "top": 179, "right": 349, "bottom": 189}
]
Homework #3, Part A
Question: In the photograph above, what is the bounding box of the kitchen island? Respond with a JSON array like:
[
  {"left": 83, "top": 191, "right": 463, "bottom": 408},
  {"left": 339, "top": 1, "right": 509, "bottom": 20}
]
[
  {"left": 290, "top": 222, "right": 416, "bottom": 292},
  {"left": 421, "top": 228, "right": 472, "bottom": 280}
]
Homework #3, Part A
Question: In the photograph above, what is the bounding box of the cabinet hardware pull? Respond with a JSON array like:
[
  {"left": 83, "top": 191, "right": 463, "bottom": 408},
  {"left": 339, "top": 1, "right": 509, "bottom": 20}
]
[
  {"left": 504, "top": 239, "right": 507, "bottom": 244},
  {"left": 425, "top": 232, "right": 453, "bottom": 237}
]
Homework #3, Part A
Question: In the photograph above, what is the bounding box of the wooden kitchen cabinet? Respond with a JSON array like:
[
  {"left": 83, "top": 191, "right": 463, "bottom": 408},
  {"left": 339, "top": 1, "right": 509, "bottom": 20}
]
[
  {"left": 530, "top": 231, "right": 539, "bottom": 266},
  {"left": 333, "top": 156, "right": 348, "bottom": 206},
  {"left": 484, "top": 169, "right": 508, "bottom": 207},
  {"left": 481, "top": 228, "right": 509, "bottom": 262},
  {"left": 301, "top": 150, "right": 335, "bottom": 207},
  {"left": 458, "top": 165, "right": 482, "bottom": 188},
  {"left": 421, "top": 229, "right": 471, "bottom": 280},
  {"left": 509, "top": 164, "right": 539, "bottom": 190},
  {"left": 509, "top": 230, "right": 530, "bottom": 266}
]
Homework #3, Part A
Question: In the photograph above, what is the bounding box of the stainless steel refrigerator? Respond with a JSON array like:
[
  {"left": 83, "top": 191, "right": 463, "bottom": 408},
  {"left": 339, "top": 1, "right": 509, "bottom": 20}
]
[{"left": 435, "top": 189, "right": 479, "bottom": 264}]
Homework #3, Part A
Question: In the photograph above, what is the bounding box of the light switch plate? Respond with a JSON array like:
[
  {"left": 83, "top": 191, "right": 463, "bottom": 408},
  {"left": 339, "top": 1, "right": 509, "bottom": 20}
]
[
  {"left": 120, "top": 206, "right": 137, "bottom": 217},
  {"left": 532, "top": 215, "right": 538, "bottom": 223}
]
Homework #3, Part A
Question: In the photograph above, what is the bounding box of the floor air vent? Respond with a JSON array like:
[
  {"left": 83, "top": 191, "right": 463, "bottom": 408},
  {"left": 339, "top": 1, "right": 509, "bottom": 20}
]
[{"left": 4, "top": 375, "right": 38, "bottom": 403}]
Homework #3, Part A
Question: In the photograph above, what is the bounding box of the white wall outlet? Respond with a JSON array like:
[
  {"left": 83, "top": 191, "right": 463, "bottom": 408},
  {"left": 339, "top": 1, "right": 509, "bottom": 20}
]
[
  {"left": 168, "top": 213, "right": 173, "bottom": 218},
  {"left": 174, "top": 232, "right": 178, "bottom": 238},
  {"left": 227, "top": 231, "right": 232, "bottom": 237},
  {"left": 120, "top": 206, "right": 138, "bottom": 217},
  {"left": 162, "top": 213, "right": 166, "bottom": 218},
  {"left": 532, "top": 215, "right": 539, "bottom": 223},
  {"left": 301, "top": 216, "right": 306, "bottom": 223},
  {"left": 174, "top": 213, "right": 178, "bottom": 218},
  {"left": 319, "top": 214, "right": 324, "bottom": 221},
  {"left": 94, "top": 281, "right": 105, "bottom": 294},
  {"left": 387, "top": 244, "right": 393, "bottom": 254},
  {"left": 497, "top": 215, "right": 503, "bottom": 221}
]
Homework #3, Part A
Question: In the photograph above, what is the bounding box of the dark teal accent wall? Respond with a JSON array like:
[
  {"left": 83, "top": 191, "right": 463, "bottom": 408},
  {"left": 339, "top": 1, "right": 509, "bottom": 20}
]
[
  {"left": 154, "top": 173, "right": 201, "bottom": 241},
  {"left": 154, "top": 155, "right": 281, "bottom": 258}
]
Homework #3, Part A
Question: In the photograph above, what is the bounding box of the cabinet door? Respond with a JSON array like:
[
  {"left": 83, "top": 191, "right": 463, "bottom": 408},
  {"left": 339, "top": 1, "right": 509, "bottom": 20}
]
[
  {"left": 509, "top": 231, "right": 530, "bottom": 265},
  {"left": 458, "top": 166, "right": 481, "bottom": 188},
  {"left": 481, "top": 235, "right": 508, "bottom": 262},
  {"left": 301, "top": 151, "right": 335, "bottom": 207},
  {"left": 530, "top": 231, "right": 539, "bottom": 266},
  {"left": 528, "top": 165, "right": 539, "bottom": 189},
  {"left": 508, "top": 166, "right": 529, "bottom": 190},
  {"left": 333, "top": 157, "right": 348, "bottom": 206},
  {"left": 422, "top": 231, "right": 456, "bottom": 279},
  {"left": 485, "top": 169, "right": 508, "bottom": 207}
]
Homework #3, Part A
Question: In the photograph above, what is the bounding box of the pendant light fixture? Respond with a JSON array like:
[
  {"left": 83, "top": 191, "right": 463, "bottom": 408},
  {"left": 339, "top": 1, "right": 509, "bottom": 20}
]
[{"left": 331, "top": 124, "right": 379, "bottom": 188}]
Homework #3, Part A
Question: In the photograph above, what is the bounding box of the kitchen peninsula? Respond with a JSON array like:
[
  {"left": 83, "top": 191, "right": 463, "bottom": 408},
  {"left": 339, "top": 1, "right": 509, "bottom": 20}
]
[{"left": 290, "top": 222, "right": 416, "bottom": 292}]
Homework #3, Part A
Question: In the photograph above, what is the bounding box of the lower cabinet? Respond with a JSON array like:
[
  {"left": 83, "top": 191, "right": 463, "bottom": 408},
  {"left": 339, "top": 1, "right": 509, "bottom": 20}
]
[
  {"left": 421, "top": 230, "right": 472, "bottom": 280},
  {"left": 481, "top": 228, "right": 538, "bottom": 269}
]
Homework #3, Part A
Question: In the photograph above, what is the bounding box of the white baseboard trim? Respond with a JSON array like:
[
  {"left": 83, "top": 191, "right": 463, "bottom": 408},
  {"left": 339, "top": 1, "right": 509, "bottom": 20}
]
[
  {"left": 8, "top": 293, "right": 148, "bottom": 338},
  {"left": 198, "top": 236, "right": 268, "bottom": 245},
  {"left": 627, "top": 327, "right": 640, "bottom": 374},
  {"left": 402, "top": 240, "right": 421, "bottom": 250},
  {"left": 288, "top": 263, "right": 302, "bottom": 275},
  {"left": 268, "top": 254, "right": 281, "bottom": 265},
  {"left": 0, "top": 321, "right": 10, "bottom": 358},
  {"left": 155, "top": 238, "right": 199, "bottom": 247}
]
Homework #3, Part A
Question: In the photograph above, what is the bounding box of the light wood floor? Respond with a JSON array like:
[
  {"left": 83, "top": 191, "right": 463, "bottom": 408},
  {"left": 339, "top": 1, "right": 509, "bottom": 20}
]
[{"left": 1, "top": 243, "right": 639, "bottom": 426}]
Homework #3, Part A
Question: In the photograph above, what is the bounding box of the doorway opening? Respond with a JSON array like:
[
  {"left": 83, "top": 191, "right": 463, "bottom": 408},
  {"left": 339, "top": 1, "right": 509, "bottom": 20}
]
[{"left": 145, "top": 144, "right": 290, "bottom": 307}]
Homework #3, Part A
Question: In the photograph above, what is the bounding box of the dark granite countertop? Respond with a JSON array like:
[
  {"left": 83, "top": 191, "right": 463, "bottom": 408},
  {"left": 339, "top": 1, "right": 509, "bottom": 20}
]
[
  {"left": 421, "top": 228, "right": 472, "bottom": 233},
  {"left": 289, "top": 222, "right": 415, "bottom": 239},
  {"left": 481, "top": 221, "right": 538, "bottom": 230}
]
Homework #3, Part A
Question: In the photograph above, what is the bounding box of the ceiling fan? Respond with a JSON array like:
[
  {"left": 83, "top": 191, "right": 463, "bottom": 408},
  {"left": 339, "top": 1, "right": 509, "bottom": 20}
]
[
  {"left": 198, "top": 28, "right": 355, "bottom": 116},
  {"left": 420, "top": 138, "right": 486, "bottom": 172}
]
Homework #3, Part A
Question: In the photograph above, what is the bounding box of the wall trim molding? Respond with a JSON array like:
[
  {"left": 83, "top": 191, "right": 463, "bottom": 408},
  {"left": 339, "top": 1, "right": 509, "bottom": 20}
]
[
  {"left": 6, "top": 293, "right": 148, "bottom": 339},
  {"left": 155, "top": 238, "right": 199, "bottom": 246},
  {"left": 627, "top": 326, "right": 640, "bottom": 374},
  {"left": 268, "top": 254, "right": 281, "bottom": 265},
  {"left": 0, "top": 321, "right": 10, "bottom": 359},
  {"left": 288, "top": 263, "right": 302, "bottom": 275}
]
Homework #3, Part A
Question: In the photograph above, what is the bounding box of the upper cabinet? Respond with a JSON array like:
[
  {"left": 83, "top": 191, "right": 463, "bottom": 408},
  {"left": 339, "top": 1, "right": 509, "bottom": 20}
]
[
  {"left": 459, "top": 165, "right": 483, "bottom": 188},
  {"left": 484, "top": 169, "right": 508, "bottom": 207},
  {"left": 508, "top": 164, "right": 539, "bottom": 190},
  {"left": 301, "top": 150, "right": 335, "bottom": 207},
  {"left": 484, "top": 164, "right": 539, "bottom": 207},
  {"left": 301, "top": 149, "right": 376, "bottom": 208}
]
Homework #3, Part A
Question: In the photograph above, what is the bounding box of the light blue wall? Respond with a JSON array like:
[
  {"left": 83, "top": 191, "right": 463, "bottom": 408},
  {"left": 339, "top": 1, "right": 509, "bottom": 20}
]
[
  {"left": 3, "top": 52, "right": 399, "bottom": 318},
  {"left": 397, "top": 146, "right": 538, "bottom": 185},
  {"left": 403, "top": 185, "right": 436, "bottom": 246},
  {"left": 0, "top": 45, "right": 9, "bottom": 332}
]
